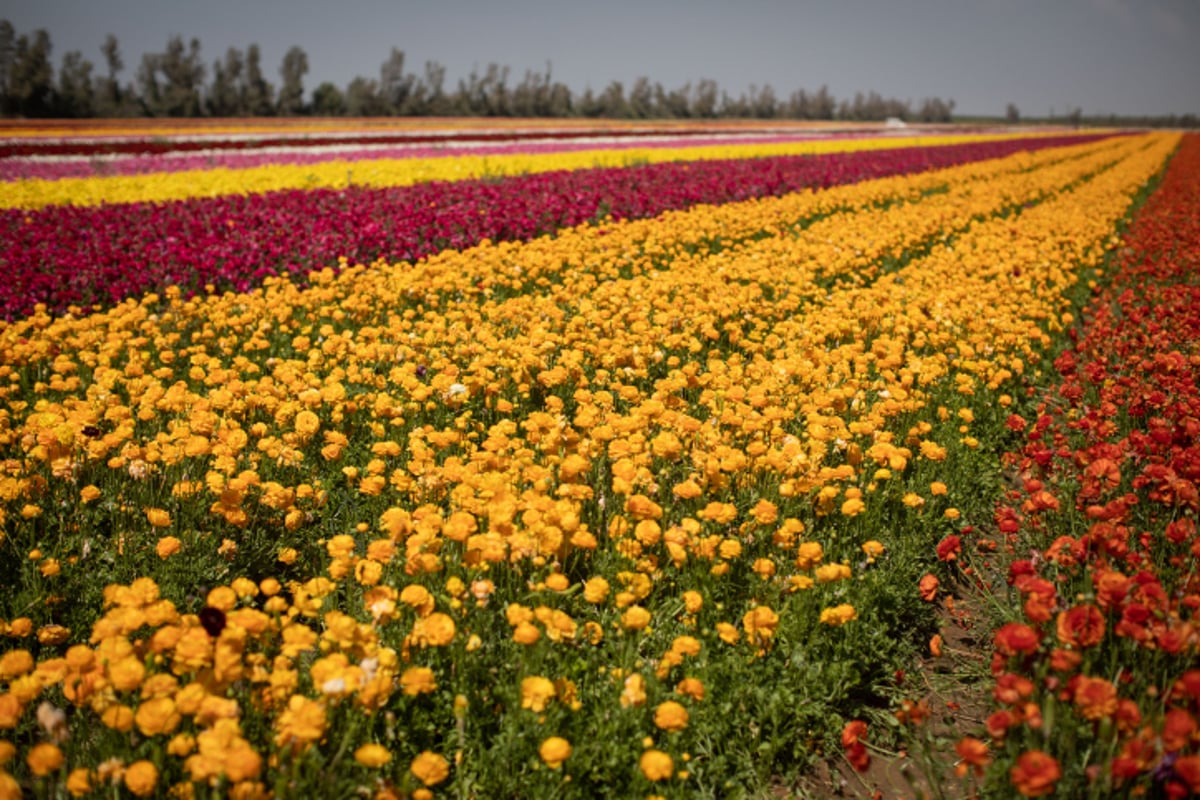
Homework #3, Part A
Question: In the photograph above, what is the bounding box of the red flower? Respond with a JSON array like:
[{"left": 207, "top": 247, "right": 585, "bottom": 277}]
[
  {"left": 936, "top": 535, "right": 962, "bottom": 562},
  {"left": 994, "top": 622, "right": 1040, "bottom": 657},
  {"left": 1055, "top": 604, "right": 1106, "bottom": 648},
  {"left": 841, "top": 720, "right": 870, "bottom": 772},
  {"left": 1010, "top": 750, "right": 1062, "bottom": 797},
  {"left": 954, "top": 737, "right": 991, "bottom": 777}
]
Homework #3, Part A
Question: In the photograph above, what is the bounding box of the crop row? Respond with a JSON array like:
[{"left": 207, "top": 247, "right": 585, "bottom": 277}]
[{"left": 930, "top": 133, "right": 1200, "bottom": 798}]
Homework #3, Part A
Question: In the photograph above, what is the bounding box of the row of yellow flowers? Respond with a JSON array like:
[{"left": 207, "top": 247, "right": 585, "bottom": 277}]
[
  {"left": 0, "top": 132, "right": 1178, "bottom": 797},
  {"left": 3, "top": 131, "right": 1058, "bottom": 210}
]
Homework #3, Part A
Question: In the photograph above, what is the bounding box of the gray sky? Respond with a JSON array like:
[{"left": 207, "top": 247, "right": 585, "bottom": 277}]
[{"left": 3, "top": 0, "right": 1198, "bottom": 117}]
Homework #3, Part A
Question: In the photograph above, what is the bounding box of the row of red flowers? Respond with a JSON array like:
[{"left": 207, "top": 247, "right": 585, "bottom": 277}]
[
  {"left": 0, "top": 134, "right": 1106, "bottom": 321},
  {"left": 939, "top": 133, "right": 1200, "bottom": 798}
]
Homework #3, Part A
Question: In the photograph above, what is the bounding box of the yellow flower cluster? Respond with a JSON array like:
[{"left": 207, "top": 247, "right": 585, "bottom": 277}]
[{"left": 5, "top": 131, "right": 1044, "bottom": 210}]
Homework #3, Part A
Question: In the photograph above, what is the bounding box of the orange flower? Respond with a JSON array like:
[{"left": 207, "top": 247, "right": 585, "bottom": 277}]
[
  {"left": 954, "top": 737, "right": 991, "bottom": 777},
  {"left": 653, "top": 700, "right": 690, "bottom": 732},
  {"left": 1009, "top": 750, "right": 1061, "bottom": 797},
  {"left": 639, "top": 749, "right": 674, "bottom": 781},
  {"left": 410, "top": 751, "right": 449, "bottom": 786},
  {"left": 1073, "top": 675, "right": 1118, "bottom": 720},
  {"left": 155, "top": 536, "right": 182, "bottom": 559},
  {"left": 918, "top": 574, "right": 940, "bottom": 601},
  {"left": 123, "top": 760, "right": 158, "bottom": 797},
  {"left": 26, "top": 742, "right": 64, "bottom": 776},
  {"left": 354, "top": 743, "right": 391, "bottom": 768},
  {"left": 400, "top": 666, "right": 437, "bottom": 696}
]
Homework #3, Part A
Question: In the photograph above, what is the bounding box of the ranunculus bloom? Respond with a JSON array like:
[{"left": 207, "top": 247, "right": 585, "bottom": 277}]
[
  {"left": 654, "top": 700, "right": 690, "bottom": 732},
  {"left": 954, "top": 737, "right": 991, "bottom": 777},
  {"left": 26, "top": 742, "right": 64, "bottom": 776},
  {"left": 994, "top": 622, "right": 1040, "bottom": 657},
  {"left": 123, "top": 760, "right": 158, "bottom": 797},
  {"left": 639, "top": 749, "right": 674, "bottom": 781},
  {"left": 819, "top": 604, "right": 857, "bottom": 626},
  {"left": 521, "top": 676, "right": 557, "bottom": 712},
  {"left": 1056, "top": 604, "right": 1105, "bottom": 648},
  {"left": 410, "top": 751, "right": 450, "bottom": 786},
  {"left": 1073, "top": 675, "right": 1119, "bottom": 720},
  {"left": 1010, "top": 750, "right": 1061, "bottom": 797},
  {"left": 354, "top": 743, "right": 391, "bottom": 768},
  {"left": 919, "top": 574, "right": 940, "bottom": 601},
  {"left": 539, "top": 736, "right": 572, "bottom": 769}
]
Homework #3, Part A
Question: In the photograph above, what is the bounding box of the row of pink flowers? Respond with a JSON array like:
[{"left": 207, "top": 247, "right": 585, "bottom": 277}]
[{"left": 0, "top": 134, "right": 1107, "bottom": 321}]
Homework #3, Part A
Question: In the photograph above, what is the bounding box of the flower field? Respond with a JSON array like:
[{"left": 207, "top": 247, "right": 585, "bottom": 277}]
[{"left": 0, "top": 122, "right": 1195, "bottom": 799}]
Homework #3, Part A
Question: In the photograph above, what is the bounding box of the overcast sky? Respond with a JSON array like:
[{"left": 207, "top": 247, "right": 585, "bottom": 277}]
[{"left": 3, "top": 0, "right": 1198, "bottom": 117}]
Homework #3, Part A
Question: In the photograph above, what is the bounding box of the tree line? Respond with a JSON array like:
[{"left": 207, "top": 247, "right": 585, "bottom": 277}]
[
  {"left": 1, "top": 21, "right": 1193, "bottom": 127},
  {"left": 0, "top": 22, "right": 964, "bottom": 122}
]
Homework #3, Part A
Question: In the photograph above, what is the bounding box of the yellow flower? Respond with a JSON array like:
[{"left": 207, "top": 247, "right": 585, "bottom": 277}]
[
  {"left": 930, "top": 481, "right": 948, "bottom": 495},
  {"left": 815, "top": 563, "right": 852, "bottom": 583},
  {"left": 861, "top": 540, "right": 885, "bottom": 561},
  {"left": 145, "top": 508, "right": 172, "bottom": 528},
  {"left": 400, "top": 666, "right": 437, "bottom": 696},
  {"left": 640, "top": 749, "right": 674, "bottom": 782},
  {"left": 521, "top": 676, "right": 556, "bottom": 712},
  {"left": 620, "top": 673, "right": 647, "bottom": 708},
  {"left": 654, "top": 700, "right": 690, "bottom": 732},
  {"left": 795, "top": 541, "right": 824, "bottom": 570},
  {"left": 410, "top": 751, "right": 450, "bottom": 786},
  {"left": 583, "top": 576, "right": 610, "bottom": 604},
  {"left": 409, "top": 612, "right": 456, "bottom": 647},
  {"left": 26, "top": 742, "right": 64, "bottom": 776},
  {"left": 819, "top": 604, "right": 858, "bottom": 626},
  {"left": 539, "top": 736, "right": 572, "bottom": 769},
  {"left": 135, "top": 696, "right": 181, "bottom": 736},
  {"left": 274, "top": 695, "right": 327, "bottom": 748},
  {"left": 124, "top": 760, "right": 158, "bottom": 797},
  {"left": 621, "top": 605, "right": 652, "bottom": 631},
  {"left": 354, "top": 743, "right": 391, "bottom": 768}
]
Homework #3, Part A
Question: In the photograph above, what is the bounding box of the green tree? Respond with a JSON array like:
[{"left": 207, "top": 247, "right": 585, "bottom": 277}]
[
  {"left": 241, "top": 44, "right": 273, "bottom": 116},
  {"left": 311, "top": 81, "right": 344, "bottom": 115},
  {"left": 0, "top": 20, "right": 15, "bottom": 115},
  {"left": 160, "top": 35, "right": 205, "bottom": 116},
  {"left": 379, "top": 47, "right": 413, "bottom": 114},
  {"left": 56, "top": 49, "right": 94, "bottom": 117},
  {"left": 345, "top": 76, "right": 384, "bottom": 116},
  {"left": 207, "top": 47, "right": 242, "bottom": 116},
  {"left": 93, "top": 33, "right": 128, "bottom": 116},
  {"left": 277, "top": 45, "right": 308, "bottom": 115},
  {"left": 1006, "top": 102, "right": 1020, "bottom": 124},
  {"left": 9, "top": 28, "right": 54, "bottom": 117}
]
